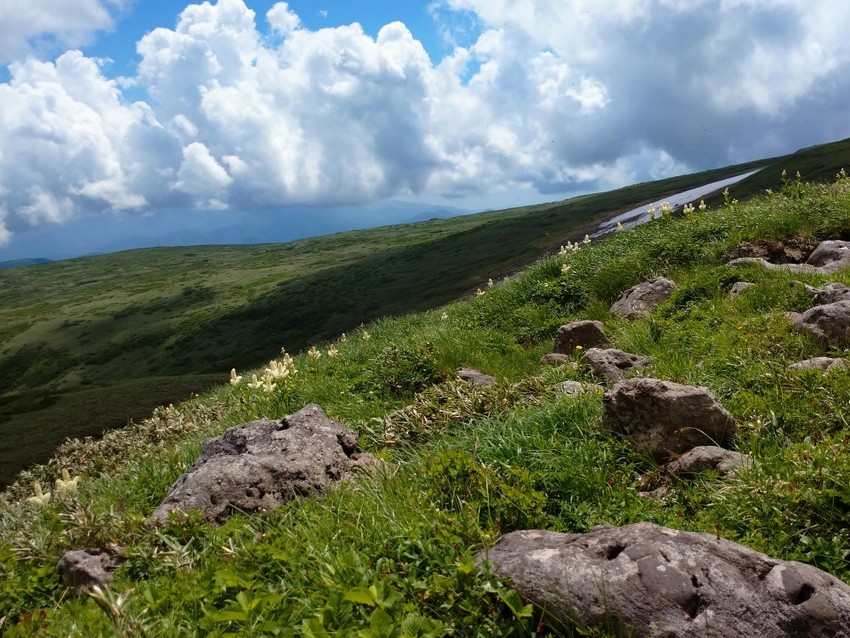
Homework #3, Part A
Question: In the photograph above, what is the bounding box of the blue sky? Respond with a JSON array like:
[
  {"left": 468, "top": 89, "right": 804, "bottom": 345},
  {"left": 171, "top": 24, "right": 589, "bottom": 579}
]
[{"left": 2, "top": 0, "right": 850, "bottom": 259}]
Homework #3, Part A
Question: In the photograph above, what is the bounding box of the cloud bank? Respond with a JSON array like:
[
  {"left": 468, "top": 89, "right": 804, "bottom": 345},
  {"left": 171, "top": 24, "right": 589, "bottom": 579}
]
[{"left": 1, "top": 0, "right": 850, "bottom": 245}]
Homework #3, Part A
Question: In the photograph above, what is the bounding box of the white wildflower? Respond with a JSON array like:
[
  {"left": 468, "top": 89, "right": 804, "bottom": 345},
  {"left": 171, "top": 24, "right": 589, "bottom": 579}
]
[
  {"left": 229, "top": 368, "right": 242, "bottom": 386},
  {"left": 55, "top": 469, "right": 80, "bottom": 496},
  {"left": 261, "top": 375, "right": 276, "bottom": 394},
  {"left": 26, "top": 481, "right": 51, "bottom": 506}
]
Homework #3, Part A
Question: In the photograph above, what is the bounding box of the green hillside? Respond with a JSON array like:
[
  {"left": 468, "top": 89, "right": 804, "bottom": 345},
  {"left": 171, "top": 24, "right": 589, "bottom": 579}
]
[
  {"left": 1, "top": 168, "right": 850, "bottom": 635},
  {"left": 0, "top": 154, "right": 775, "bottom": 487},
  {"left": 1, "top": 138, "right": 849, "bottom": 491}
]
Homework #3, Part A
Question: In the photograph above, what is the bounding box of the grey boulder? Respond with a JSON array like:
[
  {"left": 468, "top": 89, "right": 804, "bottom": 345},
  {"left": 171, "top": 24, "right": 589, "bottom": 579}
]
[
  {"left": 806, "top": 240, "right": 850, "bottom": 271},
  {"left": 727, "top": 281, "right": 755, "bottom": 298},
  {"left": 57, "top": 548, "right": 122, "bottom": 593},
  {"left": 553, "top": 320, "right": 608, "bottom": 354},
  {"left": 151, "top": 404, "right": 375, "bottom": 523},
  {"left": 789, "top": 357, "right": 849, "bottom": 374},
  {"left": 726, "top": 239, "right": 850, "bottom": 275},
  {"left": 798, "top": 282, "right": 850, "bottom": 305},
  {"left": 582, "top": 348, "right": 652, "bottom": 384},
  {"left": 602, "top": 378, "right": 736, "bottom": 462},
  {"left": 458, "top": 367, "right": 497, "bottom": 386},
  {"left": 610, "top": 277, "right": 677, "bottom": 319},
  {"left": 540, "top": 353, "right": 572, "bottom": 366},
  {"left": 666, "top": 445, "right": 749, "bottom": 478},
  {"left": 481, "top": 522, "right": 850, "bottom": 637},
  {"left": 792, "top": 300, "right": 850, "bottom": 347}
]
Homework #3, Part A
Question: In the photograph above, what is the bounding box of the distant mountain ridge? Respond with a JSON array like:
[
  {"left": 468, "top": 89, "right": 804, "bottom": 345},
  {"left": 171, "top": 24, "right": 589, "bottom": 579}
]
[
  {"left": 0, "top": 257, "right": 51, "bottom": 269},
  {"left": 0, "top": 201, "right": 472, "bottom": 263}
]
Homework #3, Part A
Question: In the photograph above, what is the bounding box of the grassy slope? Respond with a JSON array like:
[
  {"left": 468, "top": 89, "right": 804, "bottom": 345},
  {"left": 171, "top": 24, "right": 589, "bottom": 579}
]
[
  {"left": 2, "top": 174, "right": 850, "bottom": 635},
  {"left": 0, "top": 155, "right": 773, "bottom": 487}
]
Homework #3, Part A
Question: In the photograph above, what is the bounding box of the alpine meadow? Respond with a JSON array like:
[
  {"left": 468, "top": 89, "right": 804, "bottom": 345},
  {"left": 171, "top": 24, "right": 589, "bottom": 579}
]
[{"left": 2, "top": 137, "right": 850, "bottom": 635}]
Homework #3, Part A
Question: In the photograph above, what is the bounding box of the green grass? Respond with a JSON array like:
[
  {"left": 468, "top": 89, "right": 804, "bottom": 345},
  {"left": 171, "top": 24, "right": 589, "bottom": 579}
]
[
  {"left": 1, "top": 172, "right": 850, "bottom": 635},
  {"left": 0, "top": 150, "right": 797, "bottom": 487}
]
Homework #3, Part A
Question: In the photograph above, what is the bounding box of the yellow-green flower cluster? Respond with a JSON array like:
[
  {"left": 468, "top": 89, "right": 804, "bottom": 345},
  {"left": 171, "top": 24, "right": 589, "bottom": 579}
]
[
  {"left": 25, "top": 468, "right": 81, "bottom": 507},
  {"left": 231, "top": 350, "right": 298, "bottom": 394}
]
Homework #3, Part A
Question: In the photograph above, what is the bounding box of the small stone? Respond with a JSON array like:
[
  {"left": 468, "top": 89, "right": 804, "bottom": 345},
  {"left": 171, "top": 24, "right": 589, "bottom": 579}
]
[
  {"left": 788, "top": 357, "right": 849, "bottom": 374},
  {"left": 583, "top": 348, "right": 652, "bottom": 384},
  {"left": 610, "top": 277, "right": 677, "bottom": 319},
  {"left": 458, "top": 367, "right": 497, "bottom": 386},
  {"left": 665, "top": 446, "right": 750, "bottom": 477},
  {"left": 554, "top": 381, "right": 603, "bottom": 396},
  {"left": 798, "top": 282, "right": 850, "bottom": 305},
  {"left": 540, "top": 353, "right": 572, "bottom": 366},
  {"left": 728, "top": 281, "right": 755, "bottom": 298},
  {"left": 57, "top": 548, "right": 121, "bottom": 593},
  {"left": 553, "top": 320, "right": 608, "bottom": 354}
]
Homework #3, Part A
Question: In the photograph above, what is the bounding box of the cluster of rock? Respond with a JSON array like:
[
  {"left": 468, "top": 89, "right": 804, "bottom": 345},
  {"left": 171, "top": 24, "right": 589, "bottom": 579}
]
[
  {"left": 506, "top": 249, "right": 850, "bottom": 634},
  {"left": 726, "top": 239, "right": 850, "bottom": 275},
  {"left": 727, "top": 240, "right": 850, "bottom": 352}
]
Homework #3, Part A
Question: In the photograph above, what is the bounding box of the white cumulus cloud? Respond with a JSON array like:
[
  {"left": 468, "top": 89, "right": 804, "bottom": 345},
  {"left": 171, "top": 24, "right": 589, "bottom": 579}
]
[
  {"left": 2, "top": 0, "right": 850, "bottom": 248},
  {"left": 0, "top": 0, "right": 127, "bottom": 64}
]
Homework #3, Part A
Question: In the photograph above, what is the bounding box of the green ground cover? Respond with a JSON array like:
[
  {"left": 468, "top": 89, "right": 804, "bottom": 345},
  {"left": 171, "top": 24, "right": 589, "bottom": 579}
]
[
  {"left": 1, "top": 171, "right": 850, "bottom": 635},
  {"left": 0, "top": 154, "right": 778, "bottom": 487}
]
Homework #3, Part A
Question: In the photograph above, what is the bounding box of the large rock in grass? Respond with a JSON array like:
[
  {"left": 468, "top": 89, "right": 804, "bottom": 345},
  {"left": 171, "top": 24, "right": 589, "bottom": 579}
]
[
  {"left": 481, "top": 522, "right": 850, "bottom": 637},
  {"left": 151, "top": 404, "right": 375, "bottom": 523},
  {"left": 553, "top": 320, "right": 608, "bottom": 354},
  {"left": 791, "top": 300, "right": 850, "bottom": 348},
  {"left": 602, "top": 378, "right": 736, "bottom": 461},
  {"left": 610, "top": 277, "right": 677, "bottom": 319},
  {"left": 806, "top": 240, "right": 850, "bottom": 272},
  {"left": 726, "top": 239, "right": 850, "bottom": 275}
]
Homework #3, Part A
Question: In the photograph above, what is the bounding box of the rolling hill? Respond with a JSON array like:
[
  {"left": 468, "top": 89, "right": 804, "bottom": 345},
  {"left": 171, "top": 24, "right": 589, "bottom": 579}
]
[{"left": 1, "top": 138, "right": 849, "bottom": 487}]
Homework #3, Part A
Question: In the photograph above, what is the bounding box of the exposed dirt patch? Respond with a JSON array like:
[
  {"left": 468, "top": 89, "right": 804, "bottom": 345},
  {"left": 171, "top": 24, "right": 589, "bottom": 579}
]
[{"left": 724, "top": 236, "right": 818, "bottom": 264}]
